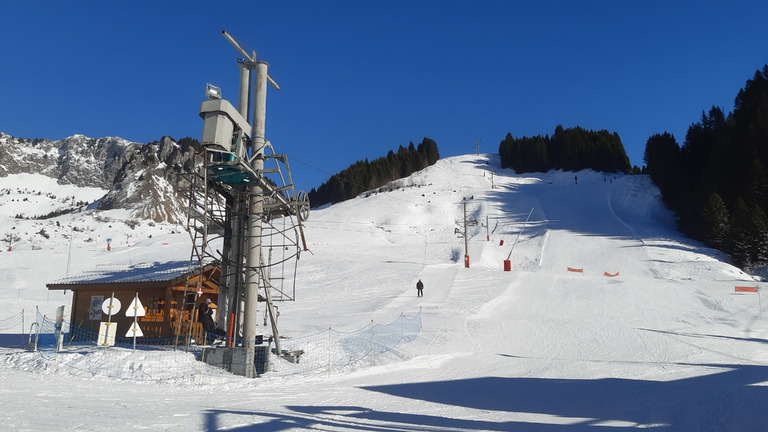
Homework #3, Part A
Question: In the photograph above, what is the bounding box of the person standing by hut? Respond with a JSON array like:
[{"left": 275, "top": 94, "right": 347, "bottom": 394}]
[
  {"left": 198, "top": 298, "right": 226, "bottom": 341},
  {"left": 197, "top": 298, "right": 215, "bottom": 333}
]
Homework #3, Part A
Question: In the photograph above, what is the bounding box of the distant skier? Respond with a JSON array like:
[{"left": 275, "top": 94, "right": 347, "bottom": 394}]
[{"left": 416, "top": 279, "right": 424, "bottom": 297}]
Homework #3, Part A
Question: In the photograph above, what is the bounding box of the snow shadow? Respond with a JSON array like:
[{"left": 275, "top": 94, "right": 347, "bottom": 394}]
[
  {"left": 485, "top": 178, "right": 728, "bottom": 263},
  {"left": 486, "top": 181, "right": 639, "bottom": 239},
  {"left": 0, "top": 333, "right": 26, "bottom": 349},
  {"left": 197, "top": 364, "right": 768, "bottom": 430},
  {"left": 639, "top": 327, "right": 768, "bottom": 345},
  {"left": 202, "top": 406, "right": 547, "bottom": 431},
  {"left": 362, "top": 363, "right": 768, "bottom": 430}
]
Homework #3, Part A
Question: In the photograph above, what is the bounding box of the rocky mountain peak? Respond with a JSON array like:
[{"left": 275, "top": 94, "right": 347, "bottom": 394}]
[{"left": 0, "top": 132, "right": 198, "bottom": 224}]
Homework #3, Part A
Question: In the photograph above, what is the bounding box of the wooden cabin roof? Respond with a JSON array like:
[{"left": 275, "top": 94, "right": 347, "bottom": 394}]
[{"left": 46, "top": 261, "right": 219, "bottom": 291}]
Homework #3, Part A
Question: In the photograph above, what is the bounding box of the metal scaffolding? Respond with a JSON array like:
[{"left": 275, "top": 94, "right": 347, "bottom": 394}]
[{"left": 180, "top": 31, "right": 309, "bottom": 377}]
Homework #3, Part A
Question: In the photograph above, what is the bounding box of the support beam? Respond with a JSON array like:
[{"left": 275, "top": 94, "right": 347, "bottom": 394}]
[{"left": 243, "top": 61, "right": 283, "bottom": 377}]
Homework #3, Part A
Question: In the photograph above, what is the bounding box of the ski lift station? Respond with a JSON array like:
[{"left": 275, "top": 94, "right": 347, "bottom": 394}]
[
  {"left": 46, "top": 262, "right": 221, "bottom": 342},
  {"left": 46, "top": 31, "right": 309, "bottom": 378}
]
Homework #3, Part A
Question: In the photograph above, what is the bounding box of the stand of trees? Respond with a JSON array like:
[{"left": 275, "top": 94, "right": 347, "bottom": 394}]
[
  {"left": 499, "top": 125, "right": 632, "bottom": 174},
  {"left": 645, "top": 65, "right": 768, "bottom": 269},
  {"left": 308, "top": 137, "right": 440, "bottom": 207}
]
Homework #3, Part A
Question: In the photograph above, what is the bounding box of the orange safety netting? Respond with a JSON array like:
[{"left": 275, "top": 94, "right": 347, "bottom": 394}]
[{"left": 735, "top": 286, "right": 758, "bottom": 293}]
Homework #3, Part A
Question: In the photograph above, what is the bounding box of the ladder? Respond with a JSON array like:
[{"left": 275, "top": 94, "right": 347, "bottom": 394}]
[{"left": 176, "top": 156, "right": 213, "bottom": 345}]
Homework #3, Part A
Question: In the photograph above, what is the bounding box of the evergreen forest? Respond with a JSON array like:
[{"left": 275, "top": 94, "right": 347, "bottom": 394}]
[
  {"left": 498, "top": 125, "right": 633, "bottom": 174},
  {"left": 308, "top": 137, "right": 440, "bottom": 207},
  {"left": 644, "top": 65, "right": 768, "bottom": 269}
]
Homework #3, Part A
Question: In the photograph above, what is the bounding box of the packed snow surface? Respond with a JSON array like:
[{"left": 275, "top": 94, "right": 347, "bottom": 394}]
[{"left": 1, "top": 154, "right": 767, "bottom": 431}]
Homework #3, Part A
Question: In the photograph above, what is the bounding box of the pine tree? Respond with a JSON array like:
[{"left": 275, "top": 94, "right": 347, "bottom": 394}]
[
  {"left": 308, "top": 138, "right": 440, "bottom": 207},
  {"left": 699, "top": 192, "right": 730, "bottom": 250},
  {"left": 418, "top": 137, "right": 440, "bottom": 165},
  {"left": 644, "top": 132, "right": 681, "bottom": 207},
  {"left": 726, "top": 197, "right": 768, "bottom": 268},
  {"left": 728, "top": 197, "right": 752, "bottom": 268},
  {"left": 750, "top": 204, "right": 768, "bottom": 264}
]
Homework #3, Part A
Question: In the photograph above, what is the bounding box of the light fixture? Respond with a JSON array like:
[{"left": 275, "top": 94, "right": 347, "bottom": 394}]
[{"left": 205, "top": 83, "right": 222, "bottom": 100}]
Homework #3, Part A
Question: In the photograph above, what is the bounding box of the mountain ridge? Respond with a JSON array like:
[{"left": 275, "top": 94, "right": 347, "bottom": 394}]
[{"left": 0, "top": 132, "right": 194, "bottom": 223}]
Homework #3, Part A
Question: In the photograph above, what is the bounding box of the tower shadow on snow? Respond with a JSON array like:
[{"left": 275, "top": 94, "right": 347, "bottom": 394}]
[{"left": 199, "top": 362, "right": 768, "bottom": 431}]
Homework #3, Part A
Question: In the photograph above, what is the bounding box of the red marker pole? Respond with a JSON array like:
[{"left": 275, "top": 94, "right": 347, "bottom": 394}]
[{"left": 228, "top": 312, "right": 235, "bottom": 348}]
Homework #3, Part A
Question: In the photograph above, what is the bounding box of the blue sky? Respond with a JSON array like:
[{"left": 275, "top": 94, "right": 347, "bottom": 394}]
[{"left": 1, "top": 1, "right": 767, "bottom": 190}]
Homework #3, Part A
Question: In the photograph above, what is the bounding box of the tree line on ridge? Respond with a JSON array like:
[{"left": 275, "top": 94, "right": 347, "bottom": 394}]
[
  {"left": 645, "top": 65, "right": 768, "bottom": 269},
  {"left": 498, "top": 125, "right": 634, "bottom": 174},
  {"left": 308, "top": 137, "right": 439, "bottom": 207}
]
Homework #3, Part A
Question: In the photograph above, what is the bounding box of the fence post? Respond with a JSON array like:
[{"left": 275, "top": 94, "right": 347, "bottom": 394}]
[
  {"left": 199, "top": 332, "right": 207, "bottom": 389},
  {"left": 28, "top": 322, "right": 38, "bottom": 351},
  {"left": 370, "top": 320, "right": 374, "bottom": 363},
  {"left": 328, "top": 326, "right": 331, "bottom": 377},
  {"left": 34, "top": 307, "right": 42, "bottom": 351}
]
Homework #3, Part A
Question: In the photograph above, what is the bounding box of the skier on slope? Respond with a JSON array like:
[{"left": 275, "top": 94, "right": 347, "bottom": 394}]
[{"left": 416, "top": 279, "right": 424, "bottom": 298}]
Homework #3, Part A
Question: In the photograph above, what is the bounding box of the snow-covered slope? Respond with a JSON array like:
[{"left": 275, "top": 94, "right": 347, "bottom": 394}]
[{"left": 1, "top": 154, "right": 766, "bottom": 431}]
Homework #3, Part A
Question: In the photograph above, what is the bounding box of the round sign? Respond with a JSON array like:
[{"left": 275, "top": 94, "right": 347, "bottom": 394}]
[{"left": 102, "top": 297, "right": 122, "bottom": 315}]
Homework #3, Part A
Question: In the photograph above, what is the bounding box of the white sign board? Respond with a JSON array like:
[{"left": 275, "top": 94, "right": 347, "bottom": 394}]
[
  {"left": 102, "top": 296, "right": 121, "bottom": 315},
  {"left": 98, "top": 322, "right": 117, "bottom": 346},
  {"left": 125, "top": 296, "right": 146, "bottom": 317},
  {"left": 125, "top": 323, "right": 144, "bottom": 338}
]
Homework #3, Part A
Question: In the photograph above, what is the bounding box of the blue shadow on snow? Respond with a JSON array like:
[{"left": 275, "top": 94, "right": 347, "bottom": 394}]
[{"left": 199, "top": 362, "right": 768, "bottom": 431}]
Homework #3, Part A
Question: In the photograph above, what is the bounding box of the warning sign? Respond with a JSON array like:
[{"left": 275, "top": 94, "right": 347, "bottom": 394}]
[{"left": 125, "top": 296, "right": 145, "bottom": 317}]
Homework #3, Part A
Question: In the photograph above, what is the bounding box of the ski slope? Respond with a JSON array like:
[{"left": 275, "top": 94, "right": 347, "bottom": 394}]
[{"left": 1, "top": 154, "right": 767, "bottom": 431}]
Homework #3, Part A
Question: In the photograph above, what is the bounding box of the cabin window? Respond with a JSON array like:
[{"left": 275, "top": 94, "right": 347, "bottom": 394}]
[{"left": 142, "top": 297, "right": 164, "bottom": 321}]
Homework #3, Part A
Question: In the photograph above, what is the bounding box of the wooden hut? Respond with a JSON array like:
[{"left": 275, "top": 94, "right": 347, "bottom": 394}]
[{"left": 46, "top": 261, "right": 220, "bottom": 341}]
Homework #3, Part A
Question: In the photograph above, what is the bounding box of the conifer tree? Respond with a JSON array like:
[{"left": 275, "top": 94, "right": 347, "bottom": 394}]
[
  {"left": 728, "top": 197, "right": 753, "bottom": 268},
  {"left": 644, "top": 132, "right": 681, "bottom": 207},
  {"left": 699, "top": 192, "right": 730, "bottom": 250},
  {"left": 308, "top": 138, "right": 440, "bottom": 207},
  {"left": 751, "top": 204, "right": 768, "bottom": 265},
  {"left": 500, "top": 125, "right": 630, "bottom": 174},
  {"left": 644, "top": 65, "right": 768, "bottom": 268}
]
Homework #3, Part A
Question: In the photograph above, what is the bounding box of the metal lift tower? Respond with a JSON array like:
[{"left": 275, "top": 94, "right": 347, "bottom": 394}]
[{"left": 182, "top": 31, "right": 309, "bottom": 377}]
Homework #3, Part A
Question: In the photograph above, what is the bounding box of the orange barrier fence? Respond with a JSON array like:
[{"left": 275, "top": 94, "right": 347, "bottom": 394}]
[
  {"left": 735, "top": 286, "right": 759, "bottom": 293},
  {"left": 565, "top": 268, "right": 621, "bottom": 276}
]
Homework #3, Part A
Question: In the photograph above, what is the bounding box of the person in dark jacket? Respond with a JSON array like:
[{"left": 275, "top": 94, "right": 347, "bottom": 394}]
[
  {"left": 197, "top": 298, "right": 216, "bottom": 333},
  {"left": 197, "top": 298, "right": 225, "bottom": 340},
  {"left": 416, "top": 279, "right": 424, "bottom": 297}
]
